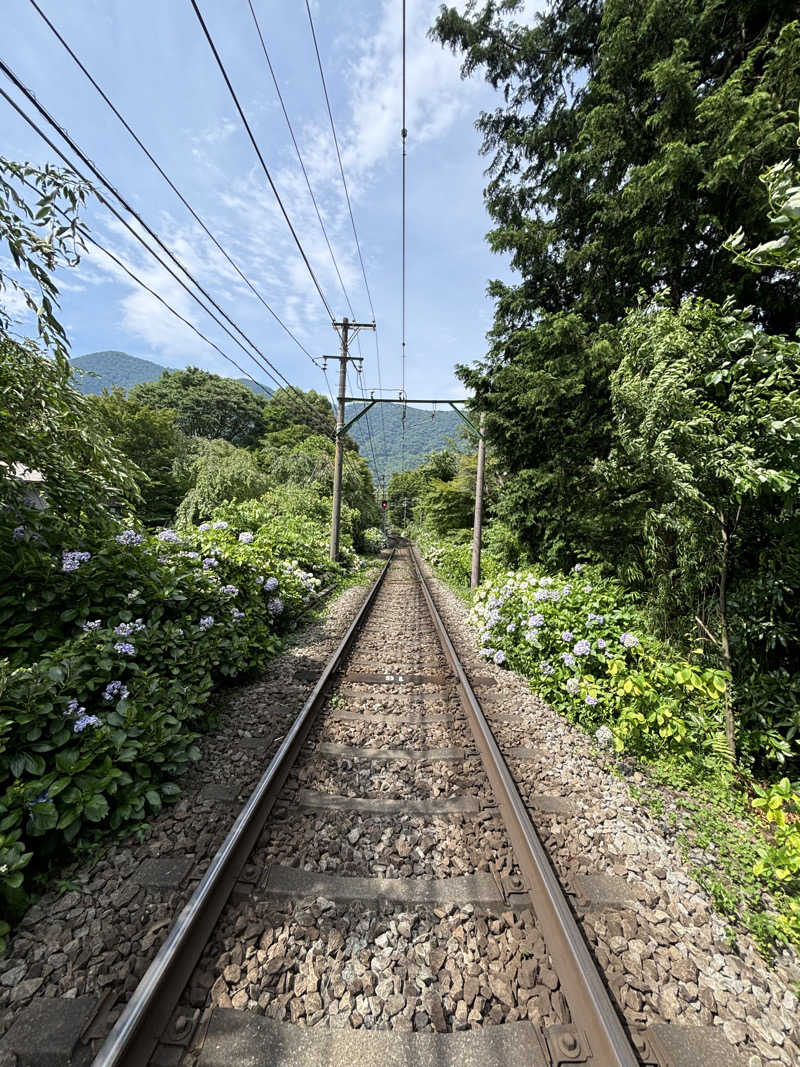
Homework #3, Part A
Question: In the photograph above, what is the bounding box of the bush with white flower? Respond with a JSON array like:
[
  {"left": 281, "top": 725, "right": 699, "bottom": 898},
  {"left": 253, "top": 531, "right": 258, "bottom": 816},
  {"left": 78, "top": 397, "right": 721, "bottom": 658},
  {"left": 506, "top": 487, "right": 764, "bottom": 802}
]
[{"left": 470, "top": 565, "right": 729, "bottom": 757}]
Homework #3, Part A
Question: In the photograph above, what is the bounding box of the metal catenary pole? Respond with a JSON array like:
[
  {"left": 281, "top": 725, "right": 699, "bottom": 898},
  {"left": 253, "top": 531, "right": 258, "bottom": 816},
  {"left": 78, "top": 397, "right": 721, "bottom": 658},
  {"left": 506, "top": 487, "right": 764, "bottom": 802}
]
[{"left": 471, "top": 413, "right": 486, "bottom": 589}]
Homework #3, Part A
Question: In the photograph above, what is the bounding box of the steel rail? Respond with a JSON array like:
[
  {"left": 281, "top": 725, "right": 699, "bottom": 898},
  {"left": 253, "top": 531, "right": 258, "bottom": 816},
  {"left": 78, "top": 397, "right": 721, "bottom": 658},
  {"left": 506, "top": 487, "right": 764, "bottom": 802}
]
[
  {"left": 92, "top": 551, "right": 395, "bottom": 1067},
  {"left": 408, "top": 545, "right": 641, "bottom": 1067}
]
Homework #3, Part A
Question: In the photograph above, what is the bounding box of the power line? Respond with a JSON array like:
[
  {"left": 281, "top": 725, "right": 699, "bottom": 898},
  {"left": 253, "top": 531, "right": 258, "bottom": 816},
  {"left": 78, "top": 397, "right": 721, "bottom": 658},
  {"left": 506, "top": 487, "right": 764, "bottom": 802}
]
[
  {"left": 25, "top": 0, "right": 318, "bottom": 367},
  {"left": 302, "top": 0, "right": 389, "bottom": 483},
  {"left": 0, "top": 76, "right": 341, "bottom": 445},
  {"left": 246, "top": 0, "right": 355, "bottom": 323},
  {"left": 188, "top": 0, "right": 336, "bottom": 324}
]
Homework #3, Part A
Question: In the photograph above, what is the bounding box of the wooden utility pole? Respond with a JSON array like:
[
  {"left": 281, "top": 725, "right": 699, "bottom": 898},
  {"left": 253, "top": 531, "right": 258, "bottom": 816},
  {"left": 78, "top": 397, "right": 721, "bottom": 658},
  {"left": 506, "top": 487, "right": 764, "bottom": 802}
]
[
  {"left": 328, "top": 317, "right": 375, "bottom": 562},
  {"left": 471, "top": 414, "right": 486, "bottom": 588}
]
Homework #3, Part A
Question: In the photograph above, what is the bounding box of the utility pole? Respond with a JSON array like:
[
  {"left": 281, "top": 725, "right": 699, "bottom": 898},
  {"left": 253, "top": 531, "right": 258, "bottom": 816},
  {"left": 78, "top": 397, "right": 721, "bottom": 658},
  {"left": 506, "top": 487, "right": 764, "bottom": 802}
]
[
  {"left": 328, "top": 316, "right": 375, "bottom": 562},
  {"left": 471, "top": 413, "right": 486, "bottom": 589}
]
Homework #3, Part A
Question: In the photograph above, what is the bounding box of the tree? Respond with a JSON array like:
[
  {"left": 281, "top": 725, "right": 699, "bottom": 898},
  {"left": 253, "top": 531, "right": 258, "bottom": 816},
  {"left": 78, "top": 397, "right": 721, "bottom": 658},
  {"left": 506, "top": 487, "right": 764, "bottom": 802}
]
[
  {"left": 174, "top": 439, "right": 271, "bottom": 526},
  {"left": 91, "top": 390, "right": 189, "bottom": 525},
  {"left": 131, "top": 368, "right": 268, "bottom": 447},
  {"left": 0, "top": 337, "right": 139, "bottom": 527},
  {"left": 604, "top": 296, "right": 800, "bottom": 756},
  {"left": 0, "top": 159, "right": 91, "bottom": 363},
  {"left": 433, "top": 1, "right": 800, "bottom": 333},
  {"left": 262, "top": 387, "right": 358, "bottom": 451}
]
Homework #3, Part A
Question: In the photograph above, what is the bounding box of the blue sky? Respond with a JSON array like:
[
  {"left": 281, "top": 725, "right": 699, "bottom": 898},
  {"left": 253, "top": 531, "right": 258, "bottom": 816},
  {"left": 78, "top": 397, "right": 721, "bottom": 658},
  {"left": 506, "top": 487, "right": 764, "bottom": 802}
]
[{"left": 3, "top": 0, "right": 519, "bottom": 405}]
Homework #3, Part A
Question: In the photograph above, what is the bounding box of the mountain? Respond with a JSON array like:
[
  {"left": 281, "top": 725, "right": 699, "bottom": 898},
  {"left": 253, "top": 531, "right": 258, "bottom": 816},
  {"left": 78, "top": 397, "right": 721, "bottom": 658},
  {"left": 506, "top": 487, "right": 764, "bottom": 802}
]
[
  {"left": 69, "top": 350, "right": 272, "bottom": 397},
  {"left": 345, "top": 402, "right": 467, "bottom": 485}
]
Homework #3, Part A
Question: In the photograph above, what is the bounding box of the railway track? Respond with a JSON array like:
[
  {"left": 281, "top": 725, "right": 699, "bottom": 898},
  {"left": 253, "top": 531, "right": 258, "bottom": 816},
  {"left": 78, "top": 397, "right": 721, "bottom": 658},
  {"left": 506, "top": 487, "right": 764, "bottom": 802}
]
[{"left": 69, "top": 544, "right": 739, "bottom": 1066}]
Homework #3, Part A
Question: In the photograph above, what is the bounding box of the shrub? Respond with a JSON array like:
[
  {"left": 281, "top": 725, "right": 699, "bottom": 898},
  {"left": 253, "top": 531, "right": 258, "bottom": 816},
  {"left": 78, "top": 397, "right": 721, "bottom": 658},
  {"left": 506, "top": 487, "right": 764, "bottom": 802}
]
[{"left": 469, "top": 565, "right": 728, "bottom": 759}]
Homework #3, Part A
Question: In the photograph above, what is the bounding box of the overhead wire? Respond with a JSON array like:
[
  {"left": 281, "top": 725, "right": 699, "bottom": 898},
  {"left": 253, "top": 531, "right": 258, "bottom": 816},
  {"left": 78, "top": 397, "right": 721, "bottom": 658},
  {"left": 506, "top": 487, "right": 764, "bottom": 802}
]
[
  {"left": 303, "top": 0, "right": 387, "bottom": 489},
  {"left": 25, "top": 0, "right": 318, "bottom": 367},
  {"left": 0, "top": 78, "right": 353, "bottom": 456},
  {"left": 188, "top": 0, "right": 337, "bottom": 325}
]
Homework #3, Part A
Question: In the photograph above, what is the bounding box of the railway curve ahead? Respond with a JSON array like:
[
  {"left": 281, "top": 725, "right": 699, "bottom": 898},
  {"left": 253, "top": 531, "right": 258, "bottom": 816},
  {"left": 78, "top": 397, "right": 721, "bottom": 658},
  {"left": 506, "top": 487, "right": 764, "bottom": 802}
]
[{"left": 63, "top": 544, "right": 730, "bottom": 1066}]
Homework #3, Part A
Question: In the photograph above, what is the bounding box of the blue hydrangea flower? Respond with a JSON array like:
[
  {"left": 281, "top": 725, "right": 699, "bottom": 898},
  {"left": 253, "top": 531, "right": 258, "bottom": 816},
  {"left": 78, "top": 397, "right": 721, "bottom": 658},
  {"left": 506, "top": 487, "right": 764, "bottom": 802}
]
[
  {"left": 238, "top": 531, "right": 254, "bottom": 544},
  {"left": 212, "top": 521, "right": 228, "bottom": 530},
  {"left": 506, "top": 622, "right": 516, "bottom": 633},
  {"left": 115, "top": 529, "right": 144, "bottom": 546},
  {"left": 528, "top": 613, "right": 545, "bottom": 628},
  {"left": 198, "top": 523, "right": 211, "bottom": 532},
  {"left": 573, "top": 639, "right": 591, "bottom": 656},
  {"left": 114, "top": 622, "right": 135, "bottom": 637},
  {"left": 561, "top": 652, "right": 576, "bottom": 667},
  {"left": 534, "top": 589, "right": 549, "bottom": 602},
  {"left": 12, "top": 525, "right": 26, "bottom": 541},
  {"left": 74, "top": 714, "right": 101, "bottom": 732},
  {"left": 596, "top": 638, "right": 606, "bottom": 651},
  {"left": 619, "top": 632, "right": 639, "bottom": 649},
  {"left": 157, "top": 529, "right": 180, "bottom": 543},
  {"left": 540, "top": 660, "right": 554, "bottom": 676},
  {"left": 573, "top": 563, "right": 583, "bottom": 572},
  {"left": 493, "top": 649, "right": 506, "bottom": 665},
  {"left": 561, "top": 631, "right": 574, "bottom": 642},
  {"left": 264, "top": 576, "right": 279, "bottom": 592},
  {"left": 82, "top": 619, "right": 102, "bottom": 632},
  {"left": 480, "top": 646, "right": 496, "bottom": 658},
  {"left": 199, "top": 615, "right": 214, "bottom": 630},
  {"left": 114, "top": 641, "right": 136, "bottom": 656},
  {"left": 585, "top": 694, "right": 598, "bottom": 706},
  {"left": 267, "top": 597, "right": 284, "bottom": 615},
  {"left": 586, "top": 613, "right": 605, "bottom": 626},
  {"left": 231, "top": 609, "right": 245, "bottom": 620},
  {"left": 103, "top": 680, "right": 129, "bottom": 701},
  {"left": 203, "top": 558, "right": 219, "bottom": 569},
  {"left": 221, "top": 584, "right": 239, "bottom": 596},
  {"left": 66, "top": 698, "right": 84, "bottom": 716},
  {"left": 62, "top": 550, "right": 91, "bottom": 572}
]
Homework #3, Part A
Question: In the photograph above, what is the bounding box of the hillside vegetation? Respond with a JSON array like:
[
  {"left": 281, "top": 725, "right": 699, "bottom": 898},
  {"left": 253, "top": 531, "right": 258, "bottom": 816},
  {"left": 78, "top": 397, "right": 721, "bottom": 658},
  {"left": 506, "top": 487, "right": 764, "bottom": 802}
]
[{"left": 70, "top": 350, "right": 272, "bottom": 397}]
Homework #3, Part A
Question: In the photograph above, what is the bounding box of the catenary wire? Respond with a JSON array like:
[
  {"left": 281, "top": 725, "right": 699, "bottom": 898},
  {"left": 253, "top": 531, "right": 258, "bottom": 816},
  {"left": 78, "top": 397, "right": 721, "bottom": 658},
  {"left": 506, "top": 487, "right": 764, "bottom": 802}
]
[
  {"left": 188, "top": 0, "right": 337, "bottom": 325},
  {"left": 0, "top": 80, "right": 350, "bottom": 452},
  {"left": 25, "top": 0, "right": 318, "bottom": 366},
  {"left": 302, "top": 0, "right": 388, "bottom": 481}
]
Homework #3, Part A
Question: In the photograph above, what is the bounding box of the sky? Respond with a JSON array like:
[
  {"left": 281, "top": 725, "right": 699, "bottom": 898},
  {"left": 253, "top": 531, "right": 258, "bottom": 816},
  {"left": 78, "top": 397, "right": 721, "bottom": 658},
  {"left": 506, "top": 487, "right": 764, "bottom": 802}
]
[{"left": 2, "top": 0, "right": 520, "bottom": 409}]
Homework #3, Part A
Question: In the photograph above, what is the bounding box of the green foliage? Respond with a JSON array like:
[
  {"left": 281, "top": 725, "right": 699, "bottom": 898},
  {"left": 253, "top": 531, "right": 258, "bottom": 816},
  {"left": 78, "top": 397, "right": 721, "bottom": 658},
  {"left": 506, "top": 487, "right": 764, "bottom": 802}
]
[
  {"left": 0, "top": 509, "right": 353, "bottom": 924},
  {"left": 0, "top": 336, "right": 140, "bottom": 526},
  {"left": 433, "top": 2, "right": 800, "bottom": 333},
  {"left": 131, "top": 367, "right": 268, "bottom": 447},
  {"left": 91, "top": 390, "right": 189, "bottom": 526},
  {"left": 0, "top": 159, "right": 91, "bottom": 362},
  {"left": 752, "top": 778, "right": 800, "bottom": 888},
  {"left": 70, "top": 351, "right": 176, "bottom": 394},
  {"left": 470, "top": 567, "right": 727, "bottom": 760},
  {"left": 345, "top": 402, "right": 464, "bottom": 481},
  {"left": 176, "top": 439, "right": 271, "bottom": 526}
]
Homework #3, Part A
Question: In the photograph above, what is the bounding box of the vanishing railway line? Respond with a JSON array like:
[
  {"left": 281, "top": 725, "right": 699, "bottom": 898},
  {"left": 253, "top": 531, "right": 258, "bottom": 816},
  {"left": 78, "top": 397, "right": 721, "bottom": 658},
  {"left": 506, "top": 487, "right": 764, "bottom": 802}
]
[{"left": 49, "top": 544, "right": 737, "bottom": 1067}]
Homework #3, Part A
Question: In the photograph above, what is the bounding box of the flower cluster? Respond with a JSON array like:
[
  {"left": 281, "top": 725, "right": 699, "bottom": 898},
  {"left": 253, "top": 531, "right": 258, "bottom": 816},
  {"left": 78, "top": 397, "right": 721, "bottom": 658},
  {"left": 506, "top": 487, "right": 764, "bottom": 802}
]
[
  {"left": 267, "top": 597, "right": 284, "bottom": 615},
  {"left": 238, "top": 531, "right": 254, "bottom": 544},
  {"left": 103, "top": 680, "right": 129, "bottom": 702},
  {"left": 114, "top": 642, "right": 136, "bottom": 656},
  {"left": 82, "top": 619, "right": 102, "bottom": 632},
  {"left": 620, "top": 632, "right": 639, "bottom": 648},
  {"left": 113, "top": 619, "right": 146, "bottom": 637},
  {"left": 199, "top": 615, "right": 214, "bottom": 631},
  {"left": 115, "top": 530, "right": 144, "bottom": 546},
  {"left": 220, "top": 585, "right": 238, "bottom": 597},
  {"left": 62, "top": 550, "right": 91, "bottom": 572},
  {"left": 203, "top": 557, "right": 219, "bottom": 570},
  {"left": 157, "top": 529, "right": 180, "bottom": 543},
  {"left": 74, "top": 714, "right": 101, "bottom": 733},
  {"left": 212, "top": 521, "right": 228, "bottom": 530},
  {"left": 264, "top": 576, "right": 279, "bottom": 592}
]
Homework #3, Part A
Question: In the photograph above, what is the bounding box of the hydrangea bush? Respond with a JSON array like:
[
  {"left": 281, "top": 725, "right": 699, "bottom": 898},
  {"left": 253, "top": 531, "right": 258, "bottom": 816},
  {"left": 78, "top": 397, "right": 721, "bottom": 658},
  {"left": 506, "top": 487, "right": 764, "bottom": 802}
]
[
  {"left": 469, "top": 565, "right": 729, "bottom": 757},
  {"left": 0, "top": 500, "right": 355, "bottom": 924}
]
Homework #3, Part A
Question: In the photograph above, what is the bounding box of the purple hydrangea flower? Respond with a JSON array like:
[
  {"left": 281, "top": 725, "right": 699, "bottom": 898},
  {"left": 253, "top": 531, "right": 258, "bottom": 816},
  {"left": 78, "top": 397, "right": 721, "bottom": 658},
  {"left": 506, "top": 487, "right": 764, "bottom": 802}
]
[
  {"left": 115, "top": 529, "right": 144, "bottom": 546},
  {"left": 585, "top": 695, "right": 599, "bottom": 706},
  {"left": 619, "top": 632, "right": 639, "bottom": 649},
  {"left": 211, "top": 521, "right": 228, "bottom": 530},
  {"left": 583, "top": 584, "right": 593, "bottom": 593},
  {"left": 198, "top": 522, "right": 211, "bottom": 532},
  {"left": 573, "top": 563, "right": 584, "bottom": 572},
  {"left": 199, "top": 615, "right": 214, "bottom": 630},
  {"left": 238, "top": 531, "right": 254, "bottom": 544},
  {"left": 493, "top": 649, "right": 506, "bottom": 665},
  {"left": 573, "top": 639, "right": 591, "bottom": 656},
  {"left": 561, "top": 652, "right": 576, "bottom": 667},
  {"left": 540, "top": 660, "right": 555, "bottom": 676},
  {"left": 66, "top": 698, "right": 84, "bottom": 716},
  {"left": 114, "top": 641, "right": 136, "bottom": 656},
  {"left": 12, "top": 525, "right": 25, "bottom": 541},
  {"left": 157, "top": 529, "right": 180, "bottom": 543},
  {"left": 267, "top": 596, "right": 284, "bottom": 615},
  {"left": 264, "top": 576, "right": 279, "bottom": 592},
  {"left": 114, "top": 622, "right": 135, "bottom": 637},
  {"left": 203, "top": 557, "right": 219, "bottom": 569},
  {"left": 74, "top": 714, "right": 101, "bottom": 733},
  {"left": 221, "top": 584, "right": 238, "bottom": 596},
  {"left": 82, "top": 619, "right": 102, "bottom": 632},
  {"left": 103, "top": 680, "right": 129, "bottom": 702},
  {"left": 528, "top": 613, "right": 545, "bottom": 628},
  {"left": 586, "top": 613, "right": 605, "bottom": 626},
  {"left": 534, "top": 589, "right": 549, "bottom": 602},
  {"left": 62, "top": 550, "right": 91, "bottom": 572},
  {"left": 506, "top": 622, "right": 516, "bottom": 633},
  {"left": 231, "top": 609, "right": 245, "bottom": 620},
  {"left": 561, "top": 631, "right": 574, "bottom": 642},
  {"left": 596, "top": 638, "right": 606, "bottom": 651},
  {"left": 480, "top": 646, "right": 496, "bottom": 658}
]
